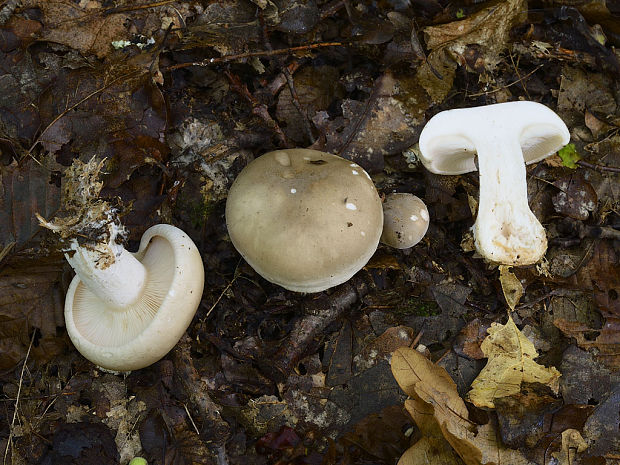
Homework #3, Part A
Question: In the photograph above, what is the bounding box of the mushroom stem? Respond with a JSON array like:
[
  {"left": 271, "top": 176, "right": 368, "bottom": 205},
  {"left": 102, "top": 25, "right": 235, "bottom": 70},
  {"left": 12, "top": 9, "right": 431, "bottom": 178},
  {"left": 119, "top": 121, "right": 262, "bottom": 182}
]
[
  {"left": 474, "top": 137, "right": 546, "bottom": 265},
  {"left": 65, "top": 239, "right": 147, "bottom": 309}
]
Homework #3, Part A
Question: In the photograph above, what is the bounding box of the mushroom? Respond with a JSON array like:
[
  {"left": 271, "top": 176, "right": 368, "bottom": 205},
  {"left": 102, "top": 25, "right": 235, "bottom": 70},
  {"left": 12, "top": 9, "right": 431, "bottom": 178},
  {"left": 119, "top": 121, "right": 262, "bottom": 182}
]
[
  {"left": 381, "top": 193, "right": 430, "bottom": 249},
  {"left": 37, "top": 159, "right": 204, "bottom": 371},
  {"left": 61, "top": 224, "right": 204, "bottom": 371},
  {"left": 225, "top": 149, "right": 383, "bottom": 292},
  {"left": 418, "top": 101, "right": 570, "bottom": 265}
]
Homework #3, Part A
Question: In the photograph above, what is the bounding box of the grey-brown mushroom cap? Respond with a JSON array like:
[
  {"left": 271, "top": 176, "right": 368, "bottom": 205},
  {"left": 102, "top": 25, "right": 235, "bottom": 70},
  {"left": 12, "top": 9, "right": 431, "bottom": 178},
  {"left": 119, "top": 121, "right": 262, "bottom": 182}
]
[
  {"left": 225, "top": 149, "right": 383, "bottom": 292},
  {"left": 381, "top": 193, "right": 430, "bottom": 249}
]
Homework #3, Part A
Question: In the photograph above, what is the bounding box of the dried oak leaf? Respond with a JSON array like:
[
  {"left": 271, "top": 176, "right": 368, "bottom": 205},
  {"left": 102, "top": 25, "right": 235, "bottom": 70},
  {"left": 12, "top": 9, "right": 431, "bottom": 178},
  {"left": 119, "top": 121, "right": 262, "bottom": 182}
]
[
  {"left": 467, "top": 316, "right": 561, "bottom": 409},
  {"left": 391, "top": 347, "right": 533, "bottom": 465},
  {"left": 423, "top": 0, "right": 527, "bottom": 71}
]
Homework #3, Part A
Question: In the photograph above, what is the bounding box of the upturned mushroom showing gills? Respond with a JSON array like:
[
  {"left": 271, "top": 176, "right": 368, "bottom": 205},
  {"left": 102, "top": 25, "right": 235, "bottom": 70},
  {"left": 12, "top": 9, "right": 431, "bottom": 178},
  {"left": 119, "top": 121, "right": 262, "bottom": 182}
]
[
  {"left": 225, "top": 149, "right": 383, "bottom": 292},
  {"left": 418, "top": 101, "right": 570, "bottom": 265},
  {"left": 381, "top": 193, "right": 430, "bottom": 249},
  {"left": 37, "top": 158, "right": 204, "bottom": 371},
  {"left": 61, "top": 224, "right": 204, "bottom": 371}
]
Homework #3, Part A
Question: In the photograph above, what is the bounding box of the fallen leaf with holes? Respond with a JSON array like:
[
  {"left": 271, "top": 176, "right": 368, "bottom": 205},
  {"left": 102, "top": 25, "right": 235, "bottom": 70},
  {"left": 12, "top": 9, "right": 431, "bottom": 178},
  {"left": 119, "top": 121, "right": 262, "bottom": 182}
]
[
  {"left": 391, "top": 347, "right": 534, "bottom": 465},
  {"left": 467, "top": 316, "right": 561, "bottom": 409},
  {"left": 499, "top": 266, "right": 523, "bottom": 310}
]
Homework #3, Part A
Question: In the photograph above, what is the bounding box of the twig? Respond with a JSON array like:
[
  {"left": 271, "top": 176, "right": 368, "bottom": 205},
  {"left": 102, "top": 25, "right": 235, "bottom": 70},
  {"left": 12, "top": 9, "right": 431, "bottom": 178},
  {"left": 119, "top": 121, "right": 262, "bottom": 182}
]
[
  {"left": 576, "top": 160, "right": 620, "bottom": 173},
  {"left": 225, "top": 70, "right": 290, "bottom": 147},
  {"left": 260, "top": 279, "right": 368, "bottom": 382},
  {"left": 467, "top": 64, "right": 543, "bottom": 98},
  {"left": 283, "top": 67, "right": 315, "bottom": 143},
  {"left": 3, "top": 330, "right": 36, "bottom": 465},
  {"left": 167, "top": 42, "right": 343, "bottom": 71}
]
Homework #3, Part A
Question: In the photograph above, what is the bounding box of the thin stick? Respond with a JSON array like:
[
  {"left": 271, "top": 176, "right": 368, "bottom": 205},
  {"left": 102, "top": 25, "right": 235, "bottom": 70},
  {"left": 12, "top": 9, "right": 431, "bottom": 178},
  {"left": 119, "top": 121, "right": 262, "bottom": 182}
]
[
  {"left": 576, "top": 160, "right": 620, "bottom": 173},
  {"left": 167, "top": 42, "right": 342, "bottom": 71},
  {"left": 3, "top": 330, "right": 36, "bottom": 465}
]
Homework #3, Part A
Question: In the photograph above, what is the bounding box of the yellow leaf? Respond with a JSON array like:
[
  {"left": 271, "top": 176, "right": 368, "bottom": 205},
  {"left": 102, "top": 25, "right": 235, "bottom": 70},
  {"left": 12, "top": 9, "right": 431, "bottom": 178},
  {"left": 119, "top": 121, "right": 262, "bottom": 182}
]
[
  {"left": 467, "top": 316, "right": 561, "bottom": 409},
  {"left": 499, "top": 266, "right": 523, "bottom": 310},
  {"left": 391, "top": 347, "right": 534, "bottom": 465},
  {"left": 398, "top": 437, "right": 464, "bottom": 465}
]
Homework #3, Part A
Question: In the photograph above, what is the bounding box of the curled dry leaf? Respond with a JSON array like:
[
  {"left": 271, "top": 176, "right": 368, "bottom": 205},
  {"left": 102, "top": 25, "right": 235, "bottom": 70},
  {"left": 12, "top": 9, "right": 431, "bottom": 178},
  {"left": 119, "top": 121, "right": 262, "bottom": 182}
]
[
  {"left": 499, "top": 266, "right": 523, "bottom": 310},
  {"left": 467, "top": 316, "right": 561, "bottom": 409},
  {"left": 391, "top": 347, "right": 534, "bottom": 465}
]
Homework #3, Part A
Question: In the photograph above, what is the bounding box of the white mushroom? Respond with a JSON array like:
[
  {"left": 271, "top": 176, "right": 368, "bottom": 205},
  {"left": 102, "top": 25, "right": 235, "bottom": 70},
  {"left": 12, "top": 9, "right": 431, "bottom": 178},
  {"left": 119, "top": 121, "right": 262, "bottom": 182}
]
[
  {"left": 418, "top": 101, "right": 570, "bottom": 265},
  {"left": 62, "top": 224, "right": 204, "bottom": 371},
  {"left": 225, "top": 149, "right": 383, "bottom": 292},
  {"left": 37, "top": 158, "right": 204, "bottom": 371},
  {"left": 381, "top": 193, "right": 430, "bottom": 249}
]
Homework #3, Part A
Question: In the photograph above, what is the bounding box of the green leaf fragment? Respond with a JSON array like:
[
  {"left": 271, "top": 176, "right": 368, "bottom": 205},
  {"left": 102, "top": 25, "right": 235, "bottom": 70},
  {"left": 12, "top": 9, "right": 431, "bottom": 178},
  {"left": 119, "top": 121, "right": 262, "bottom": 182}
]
[{"left": 558, "top": 143, "right": 581, "bottom": 169}]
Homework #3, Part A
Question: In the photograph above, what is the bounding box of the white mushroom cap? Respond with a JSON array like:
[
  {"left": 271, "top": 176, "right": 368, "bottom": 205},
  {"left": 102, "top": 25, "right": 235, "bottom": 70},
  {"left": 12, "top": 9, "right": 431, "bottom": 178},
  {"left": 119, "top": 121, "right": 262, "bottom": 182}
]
[
  {"left": 381, "top": 193, "right": 430, "bottom": 249},
  {"left": 419, "top": 101, "right": 570, "bottom": 265},
  {"left": 225, "top": 149, "right": 383, "bottom": 292},
  {"left": 64, "top": 224, "right": 204, "bottom": 371}
]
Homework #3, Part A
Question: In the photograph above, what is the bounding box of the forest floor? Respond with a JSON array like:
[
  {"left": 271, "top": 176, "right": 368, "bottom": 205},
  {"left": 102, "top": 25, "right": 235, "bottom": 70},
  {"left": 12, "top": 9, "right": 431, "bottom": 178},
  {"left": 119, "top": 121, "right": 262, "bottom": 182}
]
[{"left": 0, "top": 0, "right": 619, "bottom": 464}]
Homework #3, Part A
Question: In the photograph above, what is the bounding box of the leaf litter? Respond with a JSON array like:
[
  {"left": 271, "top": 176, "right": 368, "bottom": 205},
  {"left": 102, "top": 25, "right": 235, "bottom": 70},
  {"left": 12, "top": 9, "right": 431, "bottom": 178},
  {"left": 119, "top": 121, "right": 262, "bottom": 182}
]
[{"left": 1, "top": 0, "right": 620, "bottom": 464}]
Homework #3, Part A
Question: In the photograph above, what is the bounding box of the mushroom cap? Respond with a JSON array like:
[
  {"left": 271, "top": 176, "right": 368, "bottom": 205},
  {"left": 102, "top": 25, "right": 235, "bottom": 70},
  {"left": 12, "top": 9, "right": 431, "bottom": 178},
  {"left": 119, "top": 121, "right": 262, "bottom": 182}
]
[
  {"left": 225, "top": 149, "right": 383, "bottom": 292},
  {"left": 418, "top": 101, "right": 570, "bottom": 175},
  {"left": 64, "top": 224, "right": 204, "bottom": 371},
  {"left": 381, "top": 193, "right": 430, "bottom": 249}
]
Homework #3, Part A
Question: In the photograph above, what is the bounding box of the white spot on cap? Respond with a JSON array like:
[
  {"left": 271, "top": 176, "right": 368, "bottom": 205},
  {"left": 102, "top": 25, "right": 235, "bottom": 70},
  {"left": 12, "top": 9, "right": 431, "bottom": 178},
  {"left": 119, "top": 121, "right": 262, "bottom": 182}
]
[
  {"left": 410, "top": 215, "right": 418, "bottom": 221},
  {"left": 349, "top": 163, "right": 357, "bottom": 167},
  {"left": 361, "top": 231, "right": 366, "bottom": 236},
  {"left": 420, "top": 209, "right": 429, "bottom": 221},
  {"left": 303, "top": 156, "right": 311, "bottom": 160},
  {"left": 346, "top": 202, "right": 357, "bottom": 210},
  {"left": 352, "top": 170, "right": 359, "bottom": 175},
  {"left": 290, "top": 188, "right": 297, "bottom": 194},
  {"left": 274, "top": 151, "right": 291, "bottom": 166}
]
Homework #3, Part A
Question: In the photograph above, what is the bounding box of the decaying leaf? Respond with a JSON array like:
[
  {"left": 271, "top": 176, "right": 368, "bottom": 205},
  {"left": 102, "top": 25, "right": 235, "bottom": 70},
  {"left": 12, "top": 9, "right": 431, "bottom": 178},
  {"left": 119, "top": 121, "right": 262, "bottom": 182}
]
[
  {"left": 551, "top": 429, "right": 588, "bottom": 465},
  {"left": 391, "top": 347, "right": 534, "bottom": 465},
  {"left": 423, "top": 0, "right": 527, "bottom": 71},
  {"left": 467, "top": 316, "right": 561, "bottom": 409},
  {"left": 499, "top": 266, "right": 523, "bottom": 310}
]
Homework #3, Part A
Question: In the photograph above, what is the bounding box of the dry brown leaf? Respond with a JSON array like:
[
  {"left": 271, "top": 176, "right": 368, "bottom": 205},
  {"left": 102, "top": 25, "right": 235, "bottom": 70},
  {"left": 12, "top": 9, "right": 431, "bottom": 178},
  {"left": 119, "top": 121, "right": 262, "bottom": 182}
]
[
  {"left": 467, "top": 316, "right": 561, "bottom": 409},
  {"left": 26, "top": 0, "right": 130, "bottom": 58},
  {"left": 423, "top": 0, "right": 527, "bottom": 71},
  {"left": 391, "top": 347, "right": 534, "bottom": 465},
  {"left": 499, "top": 266, "right": 523, "bottom": 310}
]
